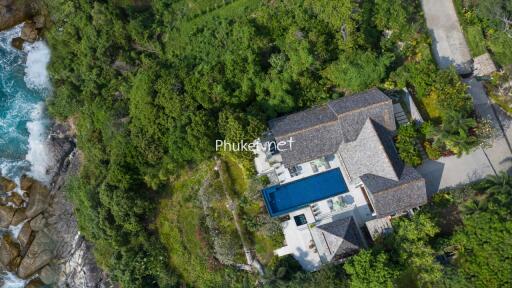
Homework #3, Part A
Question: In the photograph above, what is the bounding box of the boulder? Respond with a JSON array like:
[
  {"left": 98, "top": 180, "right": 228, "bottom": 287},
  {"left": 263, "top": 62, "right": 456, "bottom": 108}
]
[
  {"left": 39, "top": 265, "right": 58, "bottom": 285},
  {"left": 25, "top": 181, "right": 50, "bottom": 218},
  {"left": 11, "top": 36, "right": 24, "bottom": 50},
  {"left": 0, "top": 176, "right": 16, "bottom": 193},
  {"left": 0, "top": 0, "right": 34, "bottom": 31},
  {"left": 33, "top": 14, "right": 45, "bottom": 28},
  {"left": 10, "top": 208, "right": 27, "bottom": 226},
  {"left": 17, "top": 231, "right": 55, "bottom": 278},
  {"left": 6, "top": 192, "right": 24, "bottom": 207},
  {"left": 17, "top": 222, "right": 33, "bottom": 253},
  {"left": 29, "top": 214, "right": 46, "bottom": 232},
  {"left": 0, "top": 205, "right": 15, "bottom": 228},
  {"left": 25, "top": 278, "right": 46, "bottom": 288},
  {"left": 21, "top": 20, "right": 38, "bottom": 42},
  {"left": 20, "top": 175, "right": 34, "bottom": 191},
  {"left": 0, "top": 234, "right": 20, "bottom": 268}
]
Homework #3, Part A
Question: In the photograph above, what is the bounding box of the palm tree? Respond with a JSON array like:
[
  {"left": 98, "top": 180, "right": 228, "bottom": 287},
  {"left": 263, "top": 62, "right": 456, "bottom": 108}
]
[
  {"left": 480, "top": 172, "right": 512, "bottom": 195},
  {"left": 441, "top": 111, "right": 477, "bottom": 134},
  {"left": 476, "top": 172, "right": 512, "bottom": 212},
  {"left": 439, "top": 128, "right": 478, "bottom": 156}
]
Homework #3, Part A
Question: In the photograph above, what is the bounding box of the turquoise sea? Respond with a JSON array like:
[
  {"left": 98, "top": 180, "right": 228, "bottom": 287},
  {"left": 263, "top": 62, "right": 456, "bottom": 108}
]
[
  {"left": 0, "top": 26, "right": 51, "bottom": 288},
  {"left": 0, "top": 26, "right": 51, "bottom": 182}
]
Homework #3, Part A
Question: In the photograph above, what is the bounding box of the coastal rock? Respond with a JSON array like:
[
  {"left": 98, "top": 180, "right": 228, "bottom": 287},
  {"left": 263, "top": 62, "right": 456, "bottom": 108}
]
[
  {"left": 0, "top": 234, "right": 20, "bottom": 268},
  {"left": 25, "top": 181, "right": 49, "bottom": 218},
  {"left": 10, "top": 36, "right": 24, "bottom": 50},
  {"left": 20, "top": 175, "right": 34, "bottom": 191},
  {"left": 0, "top": 205, "right": 15, "bottom": 228},
  {"left": 17, "top": 231, "right": 55, "bottom": 278},
  {"left": 17, "top": 222, "right": 33, "bottom": 253},
  {"left": 45, "top": 142, "right": 112, "bottom": 287},
  {"left": 0, "top": 0, "right": 35, "bottom": 32},
  {"left": 29, "top": 214, "right": 46, "bottom": 231},
  {"left": 33, "top": 14, "right": 45, "bottom": 29},
  {"left": 25, "top": 278, "right": 45, "bottom": 288},
  {"left": 0, "top": 176, "right": 16, "bottom": 193},
  {"left": 20, "top": 20, "right": 38, "bottom": 42},
  {"left": 6, "top": 192, "right": 24, "bottom": 207},
  {"left": 10, "top": 208, "right": 27, "bottom": 226},
  {"left": 39, "top": 265, "right": 58, "bottom": 285}
]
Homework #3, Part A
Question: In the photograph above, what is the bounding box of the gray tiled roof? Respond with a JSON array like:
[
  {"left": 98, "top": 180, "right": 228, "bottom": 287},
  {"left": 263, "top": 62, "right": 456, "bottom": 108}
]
[
  {"left": 328, "top": 88, "right": 391, "bottom": 115},
  {"left": 276, "top": 122, "right": 342, "bottom": 168},
  {"left": 338, "top": 118, "right": 403, "bottom": 182},
  {"left": 315, "top": 217, "right": 363, "bottom": 261},
  {"left": 266, "top": 88, "right": 427, "bottom": 216},
  {"left": 269, "top": 105, "right": 337, "bottom": 138},
  {"left": 270, "top": 88, "right": 394, "bottom": 167},
  {"left": 338, "top": 118, "right": 426, "bottom": 216},
  {"left": 362, "top": 166, "right": 427, "bottom": 217}
]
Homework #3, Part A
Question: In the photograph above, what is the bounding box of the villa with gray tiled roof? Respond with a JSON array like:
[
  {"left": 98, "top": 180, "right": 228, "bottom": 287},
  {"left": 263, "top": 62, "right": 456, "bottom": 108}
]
[{"left": 254, "top": 88, "right": 428, "bottom": 270}]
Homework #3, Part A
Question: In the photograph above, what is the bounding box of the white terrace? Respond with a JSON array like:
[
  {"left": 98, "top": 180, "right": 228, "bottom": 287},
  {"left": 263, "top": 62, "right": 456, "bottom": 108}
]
[{"left": 255, "top": 145, "right": 375, "bottom": 270}]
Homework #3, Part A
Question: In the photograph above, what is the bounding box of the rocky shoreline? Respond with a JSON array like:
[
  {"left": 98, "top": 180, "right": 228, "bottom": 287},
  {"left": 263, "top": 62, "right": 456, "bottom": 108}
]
[
  {"left": 0, "top": 122, "right": 112, "bottom": 287},
  {"left": 0, "top": 2, "right": 112, "bottom": 287},
  {"left": 0, "top": 0, "right": 46, "bottom": 49}
]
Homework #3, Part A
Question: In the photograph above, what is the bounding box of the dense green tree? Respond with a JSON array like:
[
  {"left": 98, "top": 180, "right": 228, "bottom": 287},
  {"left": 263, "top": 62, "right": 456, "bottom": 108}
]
[
  {"left": 393, "top": 215, "right": 442, "bottom": 288},
  {"left": 323, "top": 51, "right": 394, "bottom": 92},
  {"left": 344, "top": 250, "right": 397, "bottom": 288}
]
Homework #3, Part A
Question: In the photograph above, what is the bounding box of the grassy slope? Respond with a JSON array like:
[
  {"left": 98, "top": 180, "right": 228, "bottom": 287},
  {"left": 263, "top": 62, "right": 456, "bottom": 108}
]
[{"left": 224, "top": 156, "right": 283, "bottom": 264}]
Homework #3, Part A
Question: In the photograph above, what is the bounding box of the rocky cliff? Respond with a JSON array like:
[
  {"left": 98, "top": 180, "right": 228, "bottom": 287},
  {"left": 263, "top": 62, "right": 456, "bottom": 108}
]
[{"left": 0, "top": 122, "right": 112, "bottom": 287}]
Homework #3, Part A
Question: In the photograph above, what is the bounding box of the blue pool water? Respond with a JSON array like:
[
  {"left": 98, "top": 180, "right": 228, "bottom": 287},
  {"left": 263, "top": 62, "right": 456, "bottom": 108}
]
[{"left": 262, "top": 168, "right": 349, "bottom": 217}]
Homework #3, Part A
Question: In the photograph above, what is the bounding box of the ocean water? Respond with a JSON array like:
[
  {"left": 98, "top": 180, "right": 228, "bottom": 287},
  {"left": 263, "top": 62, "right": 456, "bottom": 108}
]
[
  {"left": 0, "top": 26, "right": 52, "bottom": 287},
  {"left": 0, "top": 26, "right": 52, "bottom": 182}
]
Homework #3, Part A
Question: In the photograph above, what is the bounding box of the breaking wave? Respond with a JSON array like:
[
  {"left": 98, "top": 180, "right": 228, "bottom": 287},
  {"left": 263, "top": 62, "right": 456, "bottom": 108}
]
[{"left": 0, "top": 25, "right": 52, "bottom": 287}]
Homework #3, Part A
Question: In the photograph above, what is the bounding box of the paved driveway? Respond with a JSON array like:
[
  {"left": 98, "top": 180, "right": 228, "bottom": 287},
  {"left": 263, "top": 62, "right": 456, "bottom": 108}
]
[
  {"left": 421, "top": 0, "right": 473, "bottom": 74},
  {"left": 417, "top": 149, "right": 495, "bottom": 195}
]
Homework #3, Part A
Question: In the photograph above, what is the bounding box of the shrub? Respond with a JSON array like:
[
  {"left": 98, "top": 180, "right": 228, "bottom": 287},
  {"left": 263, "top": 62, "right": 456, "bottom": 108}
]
[
  {"left": 396, "top": 124, "right": 422, "bottom": 166},
  {"left": 419, "top": 121, "right": 437, "bottom": 139},
  {"left": 424, "top": 141, "right": 442, "bottom": 160},
  {"left": 488, "top": 31, "right": 512, "bottom": 66}
]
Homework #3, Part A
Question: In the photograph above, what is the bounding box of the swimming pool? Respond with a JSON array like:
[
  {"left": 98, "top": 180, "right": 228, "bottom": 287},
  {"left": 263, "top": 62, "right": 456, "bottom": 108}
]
[{"left": 262, "top": 168, "right": 349, "bottom": 217}]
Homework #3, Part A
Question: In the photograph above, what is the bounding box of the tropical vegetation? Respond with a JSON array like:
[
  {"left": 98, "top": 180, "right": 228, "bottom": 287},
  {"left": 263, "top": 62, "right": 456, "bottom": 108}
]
[
  {"left": 40, "top": 0, "right": 509, "bottom": 287},
  {"left": 454, "top": 0, "right": 512, "bottom": 66}
]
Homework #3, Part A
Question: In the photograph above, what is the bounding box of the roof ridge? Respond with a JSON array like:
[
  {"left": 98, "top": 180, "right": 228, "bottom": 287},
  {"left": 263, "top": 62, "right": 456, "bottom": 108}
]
[
  {"left": 362, "top": 119, "right": 399, "bottom": 181},
  {"left": 369, "top": 174, "right": 425, "bottom": 194},
  {"left": 275, "top": 101, "right": 390, "bottom": 138}
]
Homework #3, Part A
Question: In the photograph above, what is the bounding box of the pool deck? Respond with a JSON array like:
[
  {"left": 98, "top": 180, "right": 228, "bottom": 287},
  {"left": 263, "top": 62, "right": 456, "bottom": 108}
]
[{"left": 267, "top": 154, "right": 374, "bottom": 270}]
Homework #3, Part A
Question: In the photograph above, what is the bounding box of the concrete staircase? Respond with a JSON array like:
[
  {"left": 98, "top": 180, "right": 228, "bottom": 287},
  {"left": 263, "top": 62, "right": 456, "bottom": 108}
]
[{"left": 393, "top": 103, "right": 409, "bottom": 126}]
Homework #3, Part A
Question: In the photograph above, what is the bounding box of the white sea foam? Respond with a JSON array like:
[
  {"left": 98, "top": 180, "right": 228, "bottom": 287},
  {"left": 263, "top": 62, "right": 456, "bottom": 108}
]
[
  {"left": 0, "top": 26, "right": 52, "bottom": 288},
  {"left": 25, "top": 102, "right": 53, "bottom": 183},
  {"left": 0, "top": 272, "right": 26, "bottom": 288},
  {"left": 23, "top": 41, "right": 51, "bottom": 90},
  {"left": 8, "top": 219, "right": 28, "bottom": 239}
]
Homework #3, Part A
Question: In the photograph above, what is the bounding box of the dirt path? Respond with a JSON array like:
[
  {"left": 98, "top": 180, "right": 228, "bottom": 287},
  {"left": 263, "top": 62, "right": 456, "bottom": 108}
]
[{"left": 215, "top": 159, "right": 265, "bottom": 276}]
